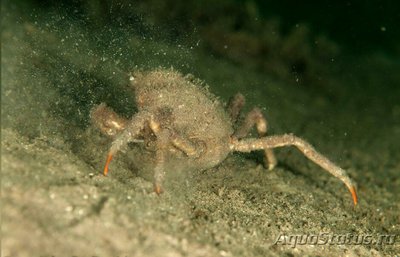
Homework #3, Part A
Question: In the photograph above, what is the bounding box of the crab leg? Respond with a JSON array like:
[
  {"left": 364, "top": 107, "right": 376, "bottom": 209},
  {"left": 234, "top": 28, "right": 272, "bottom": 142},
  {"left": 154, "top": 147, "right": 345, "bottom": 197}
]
[
  {"left": 234, "top": 107, "right": 277, "bottom": 170},
  {"left": 228, "top": 93, "right": 245, "bottom": 123},
  {"left": 153, "top": 135, "right": 168, "bottom": 195},
  {"left": 90, "top": 103, "right": 129, "bottom": 137},
  {"left": 231, "top": 134, "right": 358, "bottom": 205},
  {"left": 103, "top": 153, "right": 114, "bottom": 176},
  {"left": 102, "top": 111, "right": 150, "bottom": 176}
]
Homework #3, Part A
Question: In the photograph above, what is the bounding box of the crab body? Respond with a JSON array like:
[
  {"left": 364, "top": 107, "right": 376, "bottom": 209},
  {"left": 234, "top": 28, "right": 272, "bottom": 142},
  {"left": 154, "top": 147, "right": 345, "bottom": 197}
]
[{"left": 131, "top": 70, "right": 233, "bottom": 170}]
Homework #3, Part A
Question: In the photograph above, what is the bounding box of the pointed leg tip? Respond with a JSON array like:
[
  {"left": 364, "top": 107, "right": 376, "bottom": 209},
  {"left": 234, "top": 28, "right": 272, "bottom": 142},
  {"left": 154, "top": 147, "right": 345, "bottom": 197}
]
[
  {"left": 349, "top": 186, "right": 358, "bottom": 206},
  {"left": 263, "top": 160, "right": 276, "bottom": 171},
  {"left": 154, "top": 184, "right": 163, "bottom": 195},
  {"left": 103, "top": 153, "right": 113, "bottom": 176}
]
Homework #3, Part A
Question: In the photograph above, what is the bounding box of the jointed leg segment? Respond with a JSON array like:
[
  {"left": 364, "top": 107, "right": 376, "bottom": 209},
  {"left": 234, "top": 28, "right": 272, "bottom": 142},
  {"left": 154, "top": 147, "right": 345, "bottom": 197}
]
[
  {"left": 149, "top": 119, "right": 204, "bottom": 193},
  {"left": 228, "top": 93, "right": 245, "bottom": 123},
  {"left": 152, "top": 129, "right": 169, "bottom": 194},
  {"left": 234, "top": 107, "right": 277, "bottom": 170},
  {"left": 102, "top": 111, "right": 151, "bottom": 176},
  {"left": 170, "top": 135, "right": 204, "bottom": 158},
  {"left": 98, "top": 109, "right": 205, "bottom": 194},
  {"left": 230, "top": 134, "right": 358, "bottom": 205},
  {"left": 90, "top": 103, "right": 129, "bottom": 137},
  {"left": 228, "top": 93, "right": 277, "bottom": 170}
]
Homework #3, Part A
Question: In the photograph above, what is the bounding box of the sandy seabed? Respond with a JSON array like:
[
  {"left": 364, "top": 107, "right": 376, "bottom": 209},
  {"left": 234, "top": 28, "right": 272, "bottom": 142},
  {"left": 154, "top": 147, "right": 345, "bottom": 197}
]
[{"left": 2, "top": 2, "right": 399, "bottom": 256}]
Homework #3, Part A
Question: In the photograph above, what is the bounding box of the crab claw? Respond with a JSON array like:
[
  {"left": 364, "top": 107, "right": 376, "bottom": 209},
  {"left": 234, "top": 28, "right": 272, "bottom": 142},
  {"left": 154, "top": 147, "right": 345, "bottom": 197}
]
[{"left": 103, "top": 152, "right": 113, "bottom": 176}]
